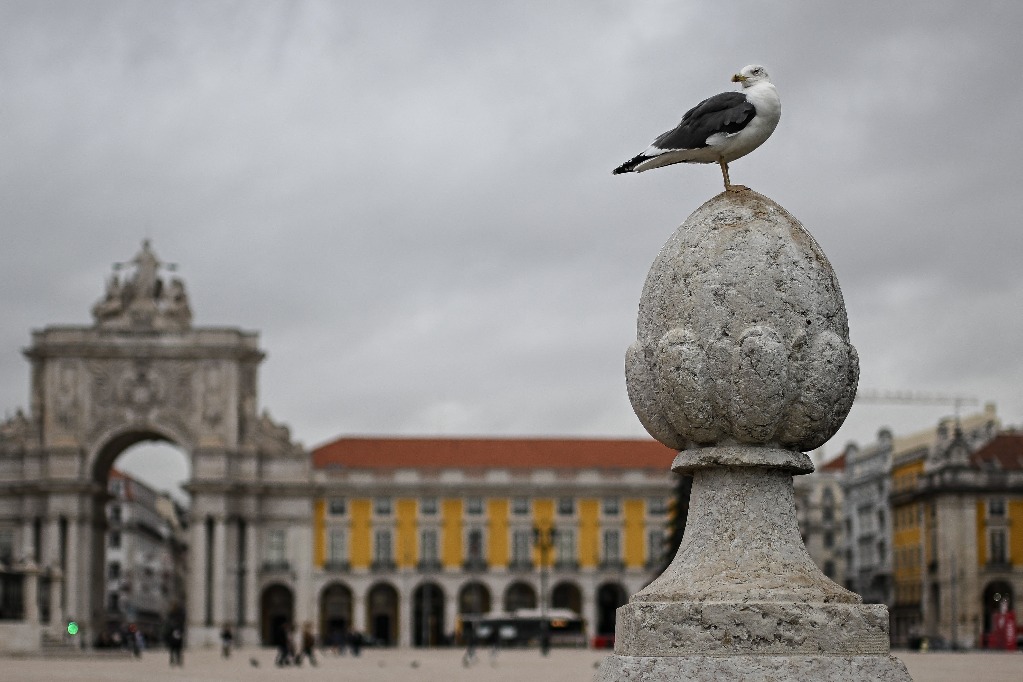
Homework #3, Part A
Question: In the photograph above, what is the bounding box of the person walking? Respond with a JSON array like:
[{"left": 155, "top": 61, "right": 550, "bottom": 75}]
[
  {"left": 167, "top": 624, "right": 184, "bottom": 667},
  {"left": 296, "top": 622, "right": 317, "bottom": 666},
  {"left": 220, "top": 624, "right": 234, "bottom": 658}
]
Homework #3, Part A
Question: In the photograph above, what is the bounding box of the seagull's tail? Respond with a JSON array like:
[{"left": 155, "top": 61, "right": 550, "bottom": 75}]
[{"left": 613, "top": 154, "right": 647, "bottom": 175}]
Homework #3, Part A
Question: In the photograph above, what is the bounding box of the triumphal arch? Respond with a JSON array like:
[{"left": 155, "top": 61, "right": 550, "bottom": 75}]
[{"left": 0, "top": 241, "right": 308, "bottom": 649}]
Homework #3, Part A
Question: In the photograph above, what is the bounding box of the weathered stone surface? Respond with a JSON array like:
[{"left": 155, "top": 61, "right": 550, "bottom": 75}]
[
  {"left": 596, "top": 654, "right": 912, "bottom": 682},
  {"left": 600, "top": 190, "right": 911, "bottom": 681},
  {"left": 625, "top": 188, "right": 858, "bottom": 452},
  {"left": 615, "top": 601, "right": 890, "bottom": 656},
  {"left": 634, "top": 462, "right": 857, "bottom": 604}
]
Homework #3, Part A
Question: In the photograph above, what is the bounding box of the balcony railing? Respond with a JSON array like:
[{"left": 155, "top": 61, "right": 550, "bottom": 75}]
[
  {"left": 370, "top": 559, "right": 396, "bottom": 572},
  {"left": 507, "top": 559, "right": 534, "bottom": 572},
  {"left": 323, "top": 560, "right": 350, "bottom": 572},
  {"left": 463, "top": 558, "right": 488, "bottom": 572},
  {"left": 417, "top": 559, "right": 443, "bottom": 572},
  {"left": 599, "top": 559, "right": 626, "bottom": 571},
  {"left": 261, "top": 560, "right": 291, "bottom": 573},
  {"left": 554, "top": 559, "right": 579, "bottom": 571}
]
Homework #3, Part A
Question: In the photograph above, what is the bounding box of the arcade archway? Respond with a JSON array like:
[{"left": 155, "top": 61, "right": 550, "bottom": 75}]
[
  {"left": 261, "top": 584, "right": 295, "bottom": 646},
  {"left": 503, "top": 581, "right": 537, "bottom": 612},
  {"left": 552, "top": 581, "right": 582, "bottom": 616},
  {"left": 596, "top": 582, "right": 627, "bottom": 636},
  {"left": 412, "top": 582, "right": 445, "bottom": 646},
  {"left": 319, "top": 582, "right": 353, "bottom": 647},
  {"left": 367, "top": 582, "right": 399, "bottom": 646}
]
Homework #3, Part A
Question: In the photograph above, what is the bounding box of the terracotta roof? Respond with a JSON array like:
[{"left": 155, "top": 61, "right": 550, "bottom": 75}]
[
  {"left": 312, "top": 436, "right": 677, "bottom": 471},
  {"left": 820, "top": 453, "right": 846, "bottom": 472},
  {"left": 971, "top": 432, "right": 1023, "bottom": 470}
]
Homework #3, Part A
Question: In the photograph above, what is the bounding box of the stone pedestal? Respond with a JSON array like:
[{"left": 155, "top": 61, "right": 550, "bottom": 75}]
[{"left": 597, "top": 190, "right": 911, "bottom": 680}]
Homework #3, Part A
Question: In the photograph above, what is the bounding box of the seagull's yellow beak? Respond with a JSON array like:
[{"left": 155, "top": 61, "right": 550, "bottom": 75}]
[{"left": 731, "top": 73, "right": 747, "bottom": 83}]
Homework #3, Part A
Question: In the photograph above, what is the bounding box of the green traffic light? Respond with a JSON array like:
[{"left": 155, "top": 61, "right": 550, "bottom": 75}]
[{"left": 67, "top": 621, "right": 79, "bottom": 635}]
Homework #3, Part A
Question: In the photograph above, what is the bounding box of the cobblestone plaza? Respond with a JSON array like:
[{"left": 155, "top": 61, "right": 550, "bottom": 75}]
[{"left": 3, "top": 648, "right": 1021, "bottom": 682}]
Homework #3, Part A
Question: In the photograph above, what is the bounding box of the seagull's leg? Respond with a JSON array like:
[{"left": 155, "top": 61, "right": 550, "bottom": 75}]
[{"left": 719, "top": 159, "right": 731, "bottom": 190}]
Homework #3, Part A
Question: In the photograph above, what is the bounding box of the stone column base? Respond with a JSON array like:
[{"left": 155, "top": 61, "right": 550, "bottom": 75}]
[{"left": 596, "top": 653, "right": 912, "bottom": 681}]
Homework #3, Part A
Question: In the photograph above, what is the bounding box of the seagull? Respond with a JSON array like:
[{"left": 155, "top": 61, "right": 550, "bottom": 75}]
[{"left": 613, "top": 64, "right": 781, "bottom": 190}]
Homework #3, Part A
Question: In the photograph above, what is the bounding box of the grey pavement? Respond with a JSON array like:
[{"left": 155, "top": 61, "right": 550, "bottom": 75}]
[{"left": 2, "top": 647, "right": 1020, "bottom": 682}]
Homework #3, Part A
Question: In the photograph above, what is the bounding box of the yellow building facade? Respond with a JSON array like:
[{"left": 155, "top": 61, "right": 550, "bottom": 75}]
[{"left": 297, "top": 437, "right": 676, "bottom": 647}]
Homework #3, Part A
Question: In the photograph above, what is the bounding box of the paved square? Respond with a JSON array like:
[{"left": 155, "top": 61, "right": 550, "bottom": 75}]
[{"left": 3, "top": 647, "right": 1022, "bottom": 682}]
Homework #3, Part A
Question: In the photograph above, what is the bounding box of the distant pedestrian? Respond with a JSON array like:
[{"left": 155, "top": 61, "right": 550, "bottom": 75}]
[
  {"left": 348, "top": 630, "right": 363, "bottom": 657},
  {"left": 167, "top": 625, "right": 184, "bottom": 667},
  {"left": 274, "top": 622, "right": 294, "bottom": 666},
  {"left": 296, "top": 622, "right": 317, "bottom": 666},
  {"left": 220, "top": 624, "right": 234, "bottom": 658}
]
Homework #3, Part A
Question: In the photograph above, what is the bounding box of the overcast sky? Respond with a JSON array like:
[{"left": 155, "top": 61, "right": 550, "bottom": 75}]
[{"left": 2, "top": 1, "right": 1021, "bottom": 498}]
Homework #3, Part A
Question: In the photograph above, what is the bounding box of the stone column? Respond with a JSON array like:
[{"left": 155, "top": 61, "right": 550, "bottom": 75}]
[
  {"left": 64, "top": 518, "right": 79, "bottom": 623},
  {"left": 188, "top": 517, "right": 208, "bottom": 631},
  {"left": 49, "top": 568, "right": 64, "bottom": 627},
  {"left": 211, "top": 516, "right": 227, "bottom": 627},
  {"left": 353, "top": 589, "right": 367, "bottom": 634},
  {"left": 244, "top": 522, "right": 259, "bottom": 634},
  {"left": 596, "top": 190, "right": 912, "bottom": 681},
  {"left": 23, "top": 560, "right": 40, "bottom": 624}
]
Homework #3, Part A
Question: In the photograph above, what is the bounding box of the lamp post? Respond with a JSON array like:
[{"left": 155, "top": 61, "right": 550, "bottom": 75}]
[{"left": 532, "top": 525, "right": 557, "bottom": 656}]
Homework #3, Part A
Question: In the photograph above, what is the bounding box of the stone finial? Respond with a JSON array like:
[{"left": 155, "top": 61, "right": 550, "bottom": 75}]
[
  {"left": 625, "top": 190, "right": 858, "bottom": 452},
  {"left": 598, "top": 189, "right": 911, "bottom": 681}
]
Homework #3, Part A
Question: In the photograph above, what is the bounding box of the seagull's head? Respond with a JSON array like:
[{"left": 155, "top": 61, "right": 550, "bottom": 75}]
[{"left": 731, "top": 64, "right": 771, "bottom": 88}]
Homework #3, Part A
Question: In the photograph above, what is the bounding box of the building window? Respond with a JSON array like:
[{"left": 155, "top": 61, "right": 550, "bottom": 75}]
[
  {"left": 554, "top": 528, "right": 576, "bottom": 566},
  {"left": 109, "top": 531, "right": 121, "bottom": 549},
  {"left": 108, "top": 561, "right": 121, "bottom": 580},
  {"left": 989, "top": 498, "right": 1006, "bottom": 517},
  {"left": 108, "top": 592, "right": 120, "bottom": 612},
  {"left": 420, "top": 529, "right": 438, "bottom": 563},
  {"left": 512, "top": 497, "right": 530, "bottom": 516},
  {"left": 990, "top": 529, "right": 1007, "bottom": 564},
  {"left": 466, "top": 497, "right": 484, "bottom": 516},
  {"left": 602, "top": 529, "right": 621, "bottom": 562},
  {"left": 648, "top": 497, "right": 668, "bottom": 515},
  {"left": 602, "top": 497, "right": 620, "bottom": 516},
  {"left": 823, "top": 531, "right": 834, "bottom": 549},
  {"left": 374, "top": 497, "right": 392, "bottom": 516},
  {"left": 466, "top": 527, "right": 484, "bottom": 568},
  {"left": 0, "top": 529, "right": 14, "bottom": 564},
  {"left": 557, "top": 497, "right": 575, "bottom": 516},
  {"left": 647, "top": 528, "right": 664, "bottom": 565},
  {"left": 823, "top": 560, "right": 835, "bottom": 578},
  {"left": 373, "top": 528, "right": 393, "bottom": 563},
  {"left": 109, "top": 505, "right": 122, "bottom": 524},
  {"left": 420, "top": 497, "right": 438, "bottom": 516},
  {"left": 328, "top": 498, "right": 346, "bottom": 516},
  {"left": 265, "top": 529, "right": 286, "bottom": 564},
  {"left": 511, "top": 529, "right": 532, "bottom": 566},
  {"left": 327, "top": 528, "right": 347, "bottom": 564}
]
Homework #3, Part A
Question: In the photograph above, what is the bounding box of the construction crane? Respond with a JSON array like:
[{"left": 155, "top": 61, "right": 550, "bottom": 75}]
[{"left": 853, "top": 389, "right": 979, "bottom": 419}]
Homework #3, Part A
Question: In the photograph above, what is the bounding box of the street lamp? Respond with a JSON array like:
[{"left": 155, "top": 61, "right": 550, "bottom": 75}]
[{"left": 532, "top": 525, "right": 557, "bottom": 656}]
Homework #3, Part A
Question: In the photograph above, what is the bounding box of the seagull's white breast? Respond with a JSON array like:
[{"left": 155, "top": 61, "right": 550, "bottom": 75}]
[{"left": 709, "top": 82, "right": 781, "bottom": 163}]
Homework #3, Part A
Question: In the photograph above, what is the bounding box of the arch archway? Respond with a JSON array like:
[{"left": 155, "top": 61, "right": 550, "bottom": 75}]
[
  {"left": 552, "top": 581, "right": 582, "bottom": 616},
  {"left": 596, "top": 582, "right": 628, "bottom": 636},
  {"left": 0, "top": 241, "right": 304, "bottom": 649},
  {"left": 503, "top": 581, "right": 537, "bottom": 613},
  {"left": 412, "top": 582, "right": 445, "bottom": 647},
  {"left": 261, "top": 584, "right": 295, "bottom": 646},
  {"left": 319, "top": 582, "right": 353, "bottom": 648},
  {"left": 367, "top": 582, "right": 399, "bottom": 646},
  {"left": 458, "top": 580, "right": 492, "bottom": 616},
  {"left": 91, "top": 436, "right": 190, "bottom": 646},
  {"left": 982, "top": 580, "right": 1014, "bottom": 640}
]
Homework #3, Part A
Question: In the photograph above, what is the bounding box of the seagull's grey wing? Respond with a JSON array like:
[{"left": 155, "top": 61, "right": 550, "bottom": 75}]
[{"left": 652, "top": 91, "right": 755, "bottom": 151}]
